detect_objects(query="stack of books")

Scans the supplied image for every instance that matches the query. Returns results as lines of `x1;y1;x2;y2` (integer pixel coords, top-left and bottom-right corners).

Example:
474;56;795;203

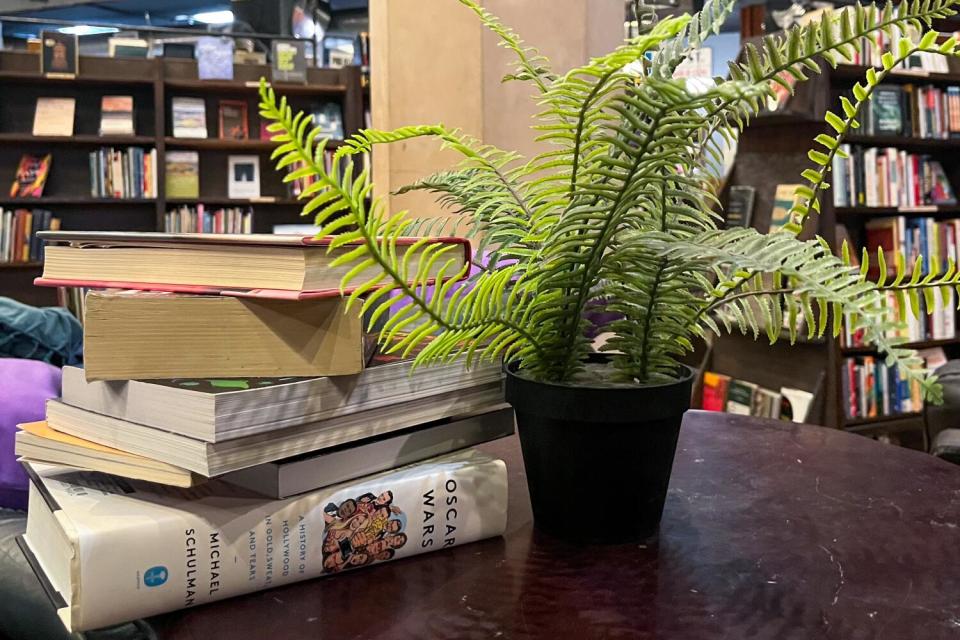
18;231;511;632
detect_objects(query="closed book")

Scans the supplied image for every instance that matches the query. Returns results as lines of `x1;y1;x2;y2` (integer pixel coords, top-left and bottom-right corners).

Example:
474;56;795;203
60;357;502;442
81;290;365;380
33;97;76;136
35;231;470;297
15;421;198;487
700;371;730;411
724;185;755;229
871;86;903;135
725;380;756;415
20;450;508;631
222;407;514;498
45;376;505;475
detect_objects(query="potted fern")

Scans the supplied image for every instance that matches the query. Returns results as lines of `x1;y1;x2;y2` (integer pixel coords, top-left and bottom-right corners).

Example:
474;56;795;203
261;0;960;543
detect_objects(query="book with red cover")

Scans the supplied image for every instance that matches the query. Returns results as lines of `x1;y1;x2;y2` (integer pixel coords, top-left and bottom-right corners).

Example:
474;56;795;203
35;231;470;300
700;371;730;411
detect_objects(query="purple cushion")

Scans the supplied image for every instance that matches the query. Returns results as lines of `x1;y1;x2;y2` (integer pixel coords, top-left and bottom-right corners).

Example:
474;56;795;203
0;358;61;509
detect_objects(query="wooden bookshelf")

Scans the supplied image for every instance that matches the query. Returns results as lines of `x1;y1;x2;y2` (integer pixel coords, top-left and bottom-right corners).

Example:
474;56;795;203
725;53;960;450
0;51;365;304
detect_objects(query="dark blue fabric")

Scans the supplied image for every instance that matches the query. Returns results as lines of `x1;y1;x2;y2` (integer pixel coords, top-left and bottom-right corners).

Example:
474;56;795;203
0;297;82;366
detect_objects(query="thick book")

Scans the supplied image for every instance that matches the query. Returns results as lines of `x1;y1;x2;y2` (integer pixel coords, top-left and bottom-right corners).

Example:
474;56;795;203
61;357;503;442
20;451;508;631
45;380;505;475
15;421;198;487
35;231;470;295
82;290;365;380
222;407;514;497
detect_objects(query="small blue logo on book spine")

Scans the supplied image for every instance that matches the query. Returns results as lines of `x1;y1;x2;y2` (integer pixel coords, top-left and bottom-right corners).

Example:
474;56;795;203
144;566;168;587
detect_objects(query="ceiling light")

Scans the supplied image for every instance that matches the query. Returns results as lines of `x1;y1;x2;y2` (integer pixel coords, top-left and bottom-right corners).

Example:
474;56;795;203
191;10;234;25
58;25;120;36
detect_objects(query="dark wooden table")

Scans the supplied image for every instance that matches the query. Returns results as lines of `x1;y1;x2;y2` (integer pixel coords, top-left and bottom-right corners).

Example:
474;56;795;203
150;411;960;640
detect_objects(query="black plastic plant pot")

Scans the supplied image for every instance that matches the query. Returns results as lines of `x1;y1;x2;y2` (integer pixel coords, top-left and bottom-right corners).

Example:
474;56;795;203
504;354;694;544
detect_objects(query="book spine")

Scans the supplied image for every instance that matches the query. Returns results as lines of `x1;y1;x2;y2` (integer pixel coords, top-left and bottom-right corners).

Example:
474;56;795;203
48;455;507;631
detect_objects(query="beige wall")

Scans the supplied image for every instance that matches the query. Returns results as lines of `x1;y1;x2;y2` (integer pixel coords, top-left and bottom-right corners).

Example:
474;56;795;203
370;0;623;220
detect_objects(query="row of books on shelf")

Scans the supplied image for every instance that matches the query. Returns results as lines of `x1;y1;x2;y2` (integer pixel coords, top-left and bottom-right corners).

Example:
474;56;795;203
863;84;960;139
21;231;504;633
0;208;58;263
843;25;955;74
831;145;955;208
865;216;960;277
842;347;946;421
842;290;956;348
163;205;253;234
701;372;814;422
171;97;344;141
88;147;158;199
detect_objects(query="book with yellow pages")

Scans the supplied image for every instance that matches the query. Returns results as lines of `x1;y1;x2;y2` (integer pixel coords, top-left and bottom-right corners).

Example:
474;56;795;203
81;290;367;380
15;421;198;487
34;231;470;299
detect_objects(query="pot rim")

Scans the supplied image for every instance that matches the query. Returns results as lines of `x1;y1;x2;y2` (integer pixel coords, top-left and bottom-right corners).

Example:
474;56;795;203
503;355;695;392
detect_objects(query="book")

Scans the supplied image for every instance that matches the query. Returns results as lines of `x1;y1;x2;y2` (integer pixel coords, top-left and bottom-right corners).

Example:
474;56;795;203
107;37;148;58
45;376;505;475
40;31;77;76
271;40;307;83
227;155;260;199
35;231;471;296
163;42;194;59
60;356;503;442
81;290;366;380
33;97;75;136
869;86;904;135
164;151;199;199
779;387;814;423
218;100;248;139
725;380;757;415
724;185;755;229
234;50;267;65
768;184;800;232
171;97;208;138
10;154;52;198
311;103;344;140
20;450;508;631
15;421;198;487
196;36;234;80
700;371;730;411
99;96;135;136
221;407;514;497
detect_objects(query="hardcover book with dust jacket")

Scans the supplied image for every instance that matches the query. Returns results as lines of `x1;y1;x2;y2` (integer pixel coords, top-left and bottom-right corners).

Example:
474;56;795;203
20;450;508;631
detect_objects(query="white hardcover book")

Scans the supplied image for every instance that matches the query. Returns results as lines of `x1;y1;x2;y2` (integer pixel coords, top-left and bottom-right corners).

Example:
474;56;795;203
46;381;505;476
21;450;508;632
61;359;504;442
222;407;514;498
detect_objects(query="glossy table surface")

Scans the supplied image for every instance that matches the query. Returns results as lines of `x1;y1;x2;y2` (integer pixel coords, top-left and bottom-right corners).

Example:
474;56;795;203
150;411;960;640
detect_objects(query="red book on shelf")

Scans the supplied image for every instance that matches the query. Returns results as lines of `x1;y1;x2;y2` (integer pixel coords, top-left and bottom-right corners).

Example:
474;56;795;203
33;231;471;301
701;372;731;411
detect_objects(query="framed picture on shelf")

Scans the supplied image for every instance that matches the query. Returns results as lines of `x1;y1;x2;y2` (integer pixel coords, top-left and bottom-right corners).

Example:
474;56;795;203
228;155;260;199
218;100;249;140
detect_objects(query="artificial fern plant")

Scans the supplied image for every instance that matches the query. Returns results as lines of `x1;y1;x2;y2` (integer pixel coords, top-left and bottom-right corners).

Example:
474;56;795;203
260;0;960;398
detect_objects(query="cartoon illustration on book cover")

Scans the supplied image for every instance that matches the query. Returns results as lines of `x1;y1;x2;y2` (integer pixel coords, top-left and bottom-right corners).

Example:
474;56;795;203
321;490;408;573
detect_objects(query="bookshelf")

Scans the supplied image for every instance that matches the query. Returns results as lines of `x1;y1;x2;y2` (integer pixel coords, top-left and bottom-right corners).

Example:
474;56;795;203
725;45;960;448
0;50;365;305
